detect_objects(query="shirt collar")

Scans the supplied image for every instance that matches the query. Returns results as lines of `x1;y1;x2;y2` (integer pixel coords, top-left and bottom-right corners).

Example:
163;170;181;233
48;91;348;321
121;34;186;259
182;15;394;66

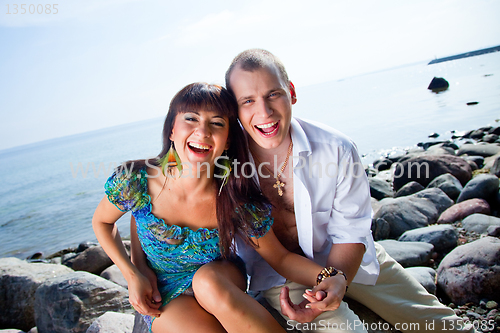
290;117;311;167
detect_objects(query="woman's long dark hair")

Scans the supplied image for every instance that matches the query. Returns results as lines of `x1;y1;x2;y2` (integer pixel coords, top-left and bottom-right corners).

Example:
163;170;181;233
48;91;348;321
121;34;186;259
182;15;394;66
125;82;268;257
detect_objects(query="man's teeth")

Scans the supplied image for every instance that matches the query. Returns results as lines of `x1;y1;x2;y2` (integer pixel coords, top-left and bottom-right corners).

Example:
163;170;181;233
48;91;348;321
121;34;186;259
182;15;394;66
255;121;278;129
189;143;211;150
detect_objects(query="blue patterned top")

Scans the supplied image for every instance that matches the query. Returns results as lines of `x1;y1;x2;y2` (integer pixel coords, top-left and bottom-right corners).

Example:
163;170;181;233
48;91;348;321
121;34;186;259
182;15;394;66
104;167;273;307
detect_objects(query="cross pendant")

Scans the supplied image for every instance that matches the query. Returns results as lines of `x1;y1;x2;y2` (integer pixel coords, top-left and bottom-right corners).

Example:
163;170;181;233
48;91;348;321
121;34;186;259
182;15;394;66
273;179;285;196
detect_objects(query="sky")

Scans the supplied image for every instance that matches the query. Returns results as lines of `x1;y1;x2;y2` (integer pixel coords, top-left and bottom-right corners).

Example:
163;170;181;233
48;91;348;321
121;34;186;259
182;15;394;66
1;0;499;151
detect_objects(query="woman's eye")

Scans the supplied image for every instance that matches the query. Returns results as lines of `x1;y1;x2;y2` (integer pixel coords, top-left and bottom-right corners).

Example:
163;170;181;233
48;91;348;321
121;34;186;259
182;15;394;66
211;122;225;127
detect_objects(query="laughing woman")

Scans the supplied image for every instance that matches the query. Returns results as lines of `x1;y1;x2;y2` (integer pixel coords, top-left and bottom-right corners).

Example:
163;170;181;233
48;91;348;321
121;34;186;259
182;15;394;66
92;83;364;333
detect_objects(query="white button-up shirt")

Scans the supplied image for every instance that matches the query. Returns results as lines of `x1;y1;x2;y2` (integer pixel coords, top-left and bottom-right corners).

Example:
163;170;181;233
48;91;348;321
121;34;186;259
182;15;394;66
237;117;380;292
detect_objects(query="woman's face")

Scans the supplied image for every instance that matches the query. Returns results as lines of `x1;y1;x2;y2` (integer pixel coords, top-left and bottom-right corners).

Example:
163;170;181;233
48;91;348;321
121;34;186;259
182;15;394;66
170;109;230;174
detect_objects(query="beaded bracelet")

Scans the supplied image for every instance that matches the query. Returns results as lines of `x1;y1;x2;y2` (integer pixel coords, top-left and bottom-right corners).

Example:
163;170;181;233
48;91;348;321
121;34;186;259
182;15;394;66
316;267;348;290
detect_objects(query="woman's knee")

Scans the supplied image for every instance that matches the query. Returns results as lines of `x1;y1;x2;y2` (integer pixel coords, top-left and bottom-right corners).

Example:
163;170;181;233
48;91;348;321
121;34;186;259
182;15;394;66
192;261;245;312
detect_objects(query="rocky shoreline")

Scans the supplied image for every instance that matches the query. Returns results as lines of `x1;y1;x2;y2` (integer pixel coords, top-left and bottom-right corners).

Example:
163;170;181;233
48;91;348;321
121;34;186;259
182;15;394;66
1;124;500;333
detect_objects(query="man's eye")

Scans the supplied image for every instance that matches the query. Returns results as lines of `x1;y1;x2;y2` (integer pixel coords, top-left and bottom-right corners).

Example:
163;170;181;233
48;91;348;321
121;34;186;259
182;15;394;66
242;100;252;105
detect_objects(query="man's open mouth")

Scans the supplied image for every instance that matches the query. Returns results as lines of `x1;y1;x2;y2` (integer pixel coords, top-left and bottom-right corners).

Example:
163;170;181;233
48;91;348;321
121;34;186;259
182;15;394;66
255;121;279;136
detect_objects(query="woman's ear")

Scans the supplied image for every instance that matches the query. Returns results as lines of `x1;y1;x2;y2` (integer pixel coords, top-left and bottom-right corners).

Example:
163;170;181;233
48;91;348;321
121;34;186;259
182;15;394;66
289;82;297;105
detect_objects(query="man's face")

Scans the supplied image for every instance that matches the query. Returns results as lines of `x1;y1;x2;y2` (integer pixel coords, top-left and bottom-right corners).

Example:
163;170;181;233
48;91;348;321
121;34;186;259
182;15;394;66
229;65;296;151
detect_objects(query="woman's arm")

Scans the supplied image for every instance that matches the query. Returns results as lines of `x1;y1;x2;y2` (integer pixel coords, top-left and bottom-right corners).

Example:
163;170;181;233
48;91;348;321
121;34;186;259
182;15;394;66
92;196;161;316
130;216;162;305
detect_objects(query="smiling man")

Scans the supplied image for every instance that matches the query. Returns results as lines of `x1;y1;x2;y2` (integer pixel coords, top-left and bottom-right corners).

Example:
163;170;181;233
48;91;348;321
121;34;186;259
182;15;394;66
226;48;475;333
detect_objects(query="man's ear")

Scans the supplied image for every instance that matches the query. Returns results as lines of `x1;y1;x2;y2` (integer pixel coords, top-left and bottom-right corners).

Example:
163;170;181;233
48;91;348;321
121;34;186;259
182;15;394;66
289;82;297;105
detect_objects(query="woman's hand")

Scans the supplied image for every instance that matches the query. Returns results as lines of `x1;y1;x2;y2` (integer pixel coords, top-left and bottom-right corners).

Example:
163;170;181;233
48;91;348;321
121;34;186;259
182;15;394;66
302;274;347;311
127;268;162;317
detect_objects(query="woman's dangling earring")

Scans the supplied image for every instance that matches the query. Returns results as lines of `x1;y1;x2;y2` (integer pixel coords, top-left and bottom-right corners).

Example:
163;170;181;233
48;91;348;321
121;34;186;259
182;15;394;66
159;142;182;176
218;151;232;196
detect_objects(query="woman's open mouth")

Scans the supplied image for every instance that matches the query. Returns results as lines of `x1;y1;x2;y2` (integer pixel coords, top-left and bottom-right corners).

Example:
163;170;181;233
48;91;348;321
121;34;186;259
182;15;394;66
188;142;213;154
255;121;279;137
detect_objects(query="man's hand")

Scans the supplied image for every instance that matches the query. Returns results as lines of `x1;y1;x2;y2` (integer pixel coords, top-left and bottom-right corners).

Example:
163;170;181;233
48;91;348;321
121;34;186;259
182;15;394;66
279;286;324;323
302;274;347;312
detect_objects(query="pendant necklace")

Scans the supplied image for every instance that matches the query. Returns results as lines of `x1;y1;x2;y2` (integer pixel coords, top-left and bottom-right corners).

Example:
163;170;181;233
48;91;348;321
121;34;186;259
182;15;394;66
251;140;293;197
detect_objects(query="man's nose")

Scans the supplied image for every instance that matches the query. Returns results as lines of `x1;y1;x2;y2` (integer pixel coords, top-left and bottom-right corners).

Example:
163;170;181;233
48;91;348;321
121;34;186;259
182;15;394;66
256;99;273;117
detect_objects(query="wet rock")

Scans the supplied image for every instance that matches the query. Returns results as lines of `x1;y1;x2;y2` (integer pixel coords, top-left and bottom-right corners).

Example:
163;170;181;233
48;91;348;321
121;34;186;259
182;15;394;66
77;242;98;253
0;257;73;331
482;134;499;143
437;199;491;224
427;77;449;92
462;213;500;234
457;174;499;203
461;156;485;169
426;173;463;201
437;237;500;305
394;181;424;198
488;225;500;237
393;154;472;191
373;158;392;172
368;178;393;200
86;312;134;333
101;265;128;289
457;143;500;157
412;188;454;215
428;133;440;138
489;127;500;135
371;197;382;215
490;155;500;177
469;129;485;139
405;267;437;295
398;224;458;254
132;312;148;333
371;217;390;241
425;144;456;156
70;245;114;275
34;271;133;333
377;240;434;267
373;189;452;238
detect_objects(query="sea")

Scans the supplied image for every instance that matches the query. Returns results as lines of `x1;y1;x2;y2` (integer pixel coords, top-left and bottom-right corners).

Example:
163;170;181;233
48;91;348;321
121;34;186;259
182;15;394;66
1;51;499;259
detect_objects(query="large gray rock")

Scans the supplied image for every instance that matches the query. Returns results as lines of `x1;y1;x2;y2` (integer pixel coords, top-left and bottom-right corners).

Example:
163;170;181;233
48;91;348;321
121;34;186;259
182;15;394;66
437;199;490;224
132;312;148;333
394;181;424;198
0;258;73;331
392;154;472;191
368;178;393;200
405;267;437;295
457;143;500;157
462;213;500;234
457;174;499;203
69;246;114;275
371;217;390;241
426;173;463;201
34;271;133;333
373;189;453;238
86;312;134;333
412;188;454;215
377;240;434;267
437;237;500;305
398;225;458;254
101;265;128;289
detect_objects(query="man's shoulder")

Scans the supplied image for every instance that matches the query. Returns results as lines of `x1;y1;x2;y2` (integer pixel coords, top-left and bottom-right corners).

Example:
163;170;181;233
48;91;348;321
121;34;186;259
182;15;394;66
293;117;356;151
